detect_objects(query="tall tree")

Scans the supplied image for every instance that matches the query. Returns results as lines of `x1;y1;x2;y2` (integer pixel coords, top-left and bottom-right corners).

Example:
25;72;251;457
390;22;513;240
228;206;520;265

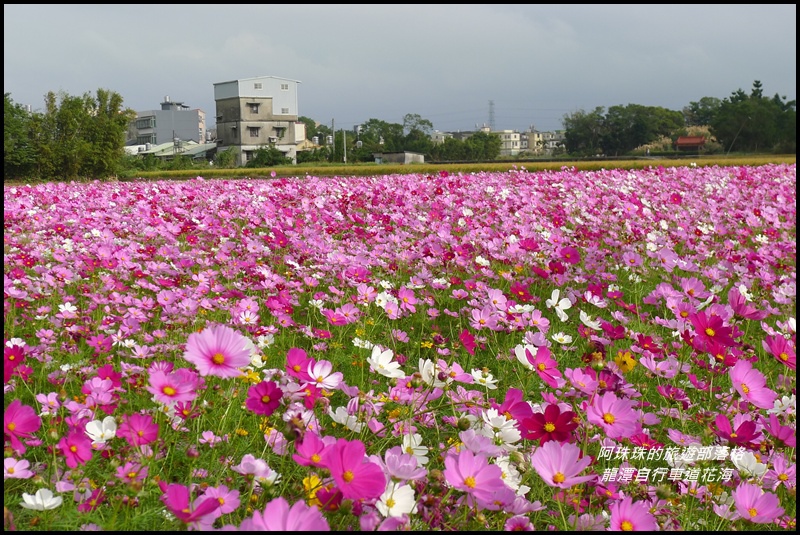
4;93;37;180
562;107;606;156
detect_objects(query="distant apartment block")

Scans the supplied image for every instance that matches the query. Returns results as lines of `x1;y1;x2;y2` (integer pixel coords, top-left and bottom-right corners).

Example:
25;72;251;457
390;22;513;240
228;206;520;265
214;75;306;166
127;96;207;146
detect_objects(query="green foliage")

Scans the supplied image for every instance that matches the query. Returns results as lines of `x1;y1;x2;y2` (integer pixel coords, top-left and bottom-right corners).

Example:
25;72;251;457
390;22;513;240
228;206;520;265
296;147;331;164
429;132;502;162
4;93;37;178
711;81;796;154
245;146;293;168
213;147;236;169
4;89;135;182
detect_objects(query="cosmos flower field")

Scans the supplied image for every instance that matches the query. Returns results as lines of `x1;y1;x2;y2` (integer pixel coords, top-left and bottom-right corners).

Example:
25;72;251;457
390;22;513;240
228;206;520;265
3;163;796;531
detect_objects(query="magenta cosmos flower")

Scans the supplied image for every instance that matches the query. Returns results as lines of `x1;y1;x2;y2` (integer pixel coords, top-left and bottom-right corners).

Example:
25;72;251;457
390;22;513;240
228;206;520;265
586;392;641;439
116;413;159;447
58;429;93;468
4;399;41;455
732;482;785;523
240;497;330;531
245;381;283;416
729;359;777;410
608;496;659;531
520;403;578;444
443;448;506;503
531;440;595;489
525;346;564;389
183;324;252;378
146;368;200;406
321;438;386;500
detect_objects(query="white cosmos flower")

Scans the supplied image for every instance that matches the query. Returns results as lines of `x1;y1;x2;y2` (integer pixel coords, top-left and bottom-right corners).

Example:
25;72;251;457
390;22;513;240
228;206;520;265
20;488;63;510
470;368;498;389
376;481;418;518
480;408;521;450
327;406;364;433
579;310;602;331
85;416;117;445
552;332;573;345
732;451;767;479
402;433;429;466
513;344;537;370
545;289;572;322
367;346;404;379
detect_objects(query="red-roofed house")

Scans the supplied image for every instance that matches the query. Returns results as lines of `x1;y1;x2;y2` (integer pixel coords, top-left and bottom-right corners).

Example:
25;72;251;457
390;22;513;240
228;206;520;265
674;136;706;151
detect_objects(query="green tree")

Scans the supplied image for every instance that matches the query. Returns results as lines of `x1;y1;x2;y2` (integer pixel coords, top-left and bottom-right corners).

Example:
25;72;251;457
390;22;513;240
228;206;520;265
245;146;292;167
711;81;795;153
464;131;502;161
4;93;37;180
562;107;606;156
214;147;236;168
602;104;684;156
683;96;722;126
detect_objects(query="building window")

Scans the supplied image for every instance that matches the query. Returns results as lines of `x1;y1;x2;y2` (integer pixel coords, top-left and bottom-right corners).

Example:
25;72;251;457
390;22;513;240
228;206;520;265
281;84;289;91
254;83;262;90
248;127;260;138
135;117;156;129
281;107;289;114
248;103;260;114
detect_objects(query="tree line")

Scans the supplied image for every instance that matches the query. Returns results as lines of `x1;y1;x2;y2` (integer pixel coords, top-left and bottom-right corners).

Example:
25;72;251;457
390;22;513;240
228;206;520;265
5;80;795;181
563;81;795;156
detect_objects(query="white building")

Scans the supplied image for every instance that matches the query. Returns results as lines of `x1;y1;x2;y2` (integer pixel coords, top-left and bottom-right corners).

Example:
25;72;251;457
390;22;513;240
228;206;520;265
213;76;306;166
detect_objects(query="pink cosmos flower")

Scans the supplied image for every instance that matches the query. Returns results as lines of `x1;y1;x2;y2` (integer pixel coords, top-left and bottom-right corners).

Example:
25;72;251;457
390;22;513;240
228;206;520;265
4;399;41;455
732;482;785;523
306;359;343;391
58;429;93;468
240;497;330;531
182;324;251;378
443;448;506;504
292;431;334;469
689;310;736;348
525;346;564;389
321;438;386;500
115;461;148;484
762;334;796;370
4;457;35;480
608;496;659;531
245;381;283;416
586;392;641;439
117;413;159;447
146;367;200;406
285;347;313;382
531;440;595;488
763;453;796;491
729;359;777;410
160;482;220;527
4;344;25;383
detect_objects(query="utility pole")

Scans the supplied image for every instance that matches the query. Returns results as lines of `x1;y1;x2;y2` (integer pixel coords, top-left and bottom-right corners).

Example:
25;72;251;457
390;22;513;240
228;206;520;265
331;118;335;161
343;129;347;164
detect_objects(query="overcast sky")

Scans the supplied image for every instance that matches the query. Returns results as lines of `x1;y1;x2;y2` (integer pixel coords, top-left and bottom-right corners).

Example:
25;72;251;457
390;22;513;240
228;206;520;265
4;4;796;133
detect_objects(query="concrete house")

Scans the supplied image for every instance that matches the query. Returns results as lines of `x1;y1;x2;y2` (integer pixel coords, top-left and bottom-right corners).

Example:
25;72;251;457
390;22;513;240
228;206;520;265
127;96;207;146
214;75;306;166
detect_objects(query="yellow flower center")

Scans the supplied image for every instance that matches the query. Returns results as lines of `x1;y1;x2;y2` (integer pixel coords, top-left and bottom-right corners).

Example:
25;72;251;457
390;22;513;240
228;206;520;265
464;476;476;488
741;384;750;394
621;521;634;531
342;471;354;483
538;363;547;371
7;423;16;432
261;395;271;403
70;445;78;453
127;471;137;479
603;413;616;424
749;507;758;518
7;467;14;474
163;386;176;396
780;352;788;361
311;453;321;463
705;327;715;337
553;472;565;484
212;353;225;365
386;497;396;508
778;473;788;481
544;423;556;432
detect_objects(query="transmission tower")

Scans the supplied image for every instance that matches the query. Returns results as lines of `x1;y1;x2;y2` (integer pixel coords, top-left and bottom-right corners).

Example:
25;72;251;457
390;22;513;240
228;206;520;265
488;100;495;131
